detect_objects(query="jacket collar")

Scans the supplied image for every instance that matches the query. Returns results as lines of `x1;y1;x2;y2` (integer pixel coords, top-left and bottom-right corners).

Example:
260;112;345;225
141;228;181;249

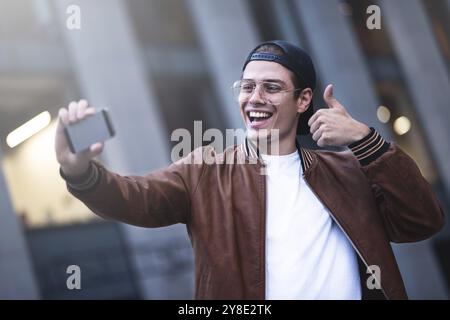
242;137;316;173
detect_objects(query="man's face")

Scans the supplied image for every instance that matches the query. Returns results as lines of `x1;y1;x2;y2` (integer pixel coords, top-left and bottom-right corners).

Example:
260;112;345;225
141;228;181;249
239;61;303;144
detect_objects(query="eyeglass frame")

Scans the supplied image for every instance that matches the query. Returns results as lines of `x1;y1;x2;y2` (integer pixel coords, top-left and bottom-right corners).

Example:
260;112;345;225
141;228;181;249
231;79;305;105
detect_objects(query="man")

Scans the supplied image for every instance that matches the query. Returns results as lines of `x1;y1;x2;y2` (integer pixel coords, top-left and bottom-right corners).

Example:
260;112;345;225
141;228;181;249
55;40;444;299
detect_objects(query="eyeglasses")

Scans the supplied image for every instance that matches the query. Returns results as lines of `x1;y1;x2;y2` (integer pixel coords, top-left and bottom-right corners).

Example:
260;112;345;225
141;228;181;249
231;80;303;105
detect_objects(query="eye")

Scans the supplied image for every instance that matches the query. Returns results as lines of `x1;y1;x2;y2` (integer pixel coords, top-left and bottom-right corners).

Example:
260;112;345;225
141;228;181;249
241;82;255;92
263;83;282;93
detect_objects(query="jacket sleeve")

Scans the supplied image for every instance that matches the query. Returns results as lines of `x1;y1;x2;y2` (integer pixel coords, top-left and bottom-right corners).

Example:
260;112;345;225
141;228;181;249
348;128;445;243
60;148;205;228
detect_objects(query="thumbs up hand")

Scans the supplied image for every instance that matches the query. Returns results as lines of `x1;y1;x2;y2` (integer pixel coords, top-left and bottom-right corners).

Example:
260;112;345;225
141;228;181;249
308;84;371;147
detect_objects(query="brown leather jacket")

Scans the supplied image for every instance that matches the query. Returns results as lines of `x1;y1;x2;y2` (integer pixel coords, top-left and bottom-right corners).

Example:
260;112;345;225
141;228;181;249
63;133;445;300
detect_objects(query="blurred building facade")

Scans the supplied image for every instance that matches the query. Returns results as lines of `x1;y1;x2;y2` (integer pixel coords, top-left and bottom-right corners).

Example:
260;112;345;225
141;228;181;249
0;0;449;299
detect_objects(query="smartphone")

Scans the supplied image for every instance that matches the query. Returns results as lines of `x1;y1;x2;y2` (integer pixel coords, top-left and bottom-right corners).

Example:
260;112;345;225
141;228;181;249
64;108;115;153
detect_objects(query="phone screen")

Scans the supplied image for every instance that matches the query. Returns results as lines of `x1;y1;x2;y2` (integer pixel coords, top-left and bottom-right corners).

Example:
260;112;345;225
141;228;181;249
64;109;115;153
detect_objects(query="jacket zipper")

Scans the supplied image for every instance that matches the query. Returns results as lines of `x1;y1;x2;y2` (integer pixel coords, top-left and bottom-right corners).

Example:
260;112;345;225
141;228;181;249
302;174;389;300
259;162;267;300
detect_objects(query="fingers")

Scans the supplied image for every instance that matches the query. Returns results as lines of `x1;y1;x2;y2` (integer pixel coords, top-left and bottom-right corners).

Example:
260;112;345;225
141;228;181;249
323;84;334;102
58;108;69;126
79;141;104;160
309;110;332;146
84;107;96;117
308;110;320;128
309;116;323;134
312;126;330;147
76;99;88;119
316;134;329;148
311;125;323;142
88;142;104;158
68;101;78;123
323;84;344;110
308;108;330;129
61;99;95;125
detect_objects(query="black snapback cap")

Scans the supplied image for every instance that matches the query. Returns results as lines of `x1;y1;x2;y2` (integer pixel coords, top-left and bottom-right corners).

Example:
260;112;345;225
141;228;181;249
243;40;316;135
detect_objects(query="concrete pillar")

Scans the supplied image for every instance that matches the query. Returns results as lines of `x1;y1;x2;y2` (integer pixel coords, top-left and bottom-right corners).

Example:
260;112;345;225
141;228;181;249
391;241;448;299
380;0;450;198
379;0;450;299
0;147;40;299
187;0;260;133
272;0;303;45
54;0;193;298
293;0;392;140
53;0;169;173
448;0;450;18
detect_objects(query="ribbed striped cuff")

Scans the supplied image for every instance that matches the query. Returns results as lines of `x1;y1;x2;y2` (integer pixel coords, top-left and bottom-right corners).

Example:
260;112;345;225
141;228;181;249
60;162;100;191
348;127;390;166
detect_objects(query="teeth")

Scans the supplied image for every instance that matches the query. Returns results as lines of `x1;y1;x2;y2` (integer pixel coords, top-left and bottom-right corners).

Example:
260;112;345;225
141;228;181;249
249;111;271;118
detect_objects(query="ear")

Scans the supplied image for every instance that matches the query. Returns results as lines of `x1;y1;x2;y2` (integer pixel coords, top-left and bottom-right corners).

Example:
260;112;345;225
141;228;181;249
296;88;313;114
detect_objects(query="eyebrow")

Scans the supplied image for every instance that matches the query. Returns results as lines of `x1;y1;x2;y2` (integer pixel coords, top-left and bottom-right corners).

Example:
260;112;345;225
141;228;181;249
242;78;287;84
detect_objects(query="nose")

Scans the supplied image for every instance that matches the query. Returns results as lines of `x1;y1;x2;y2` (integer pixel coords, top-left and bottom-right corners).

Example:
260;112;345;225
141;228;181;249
248;84;265;105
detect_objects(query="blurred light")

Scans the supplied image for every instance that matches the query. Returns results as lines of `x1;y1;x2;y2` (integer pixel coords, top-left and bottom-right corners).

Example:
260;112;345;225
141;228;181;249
339;2;353;16
6;111;52;148
393;116;411;136
377;106;391;123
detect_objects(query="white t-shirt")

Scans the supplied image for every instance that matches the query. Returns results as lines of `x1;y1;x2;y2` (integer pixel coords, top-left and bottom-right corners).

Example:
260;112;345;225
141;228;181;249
261;151;361;300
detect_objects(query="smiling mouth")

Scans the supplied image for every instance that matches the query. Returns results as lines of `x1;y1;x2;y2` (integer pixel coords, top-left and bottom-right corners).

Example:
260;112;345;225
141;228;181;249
247;111;274;123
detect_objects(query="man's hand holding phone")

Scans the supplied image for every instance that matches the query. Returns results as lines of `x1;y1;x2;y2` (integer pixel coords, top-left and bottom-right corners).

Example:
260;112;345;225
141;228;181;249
55;100;105;177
